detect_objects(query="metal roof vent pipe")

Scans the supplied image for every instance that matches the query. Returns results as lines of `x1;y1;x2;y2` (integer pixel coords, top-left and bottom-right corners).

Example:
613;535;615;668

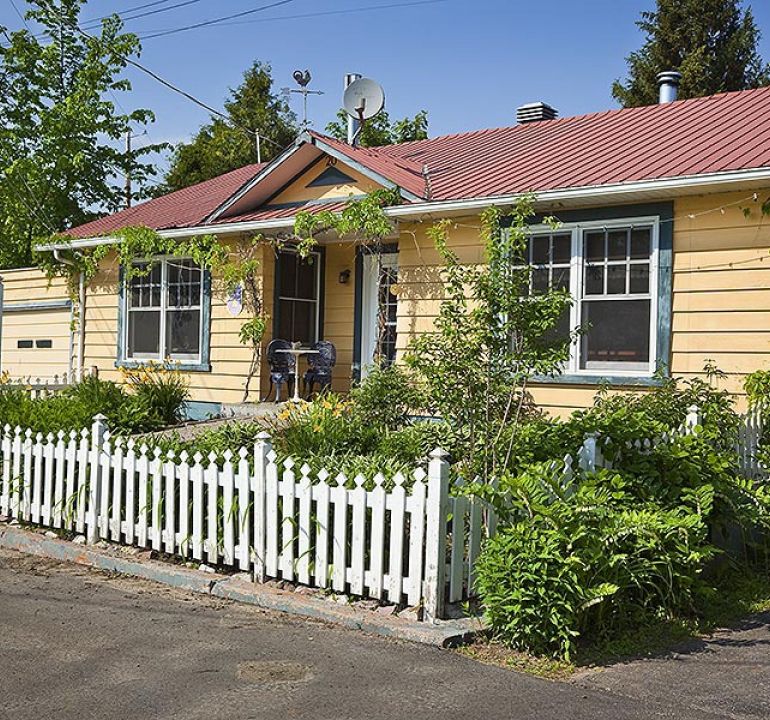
344;72;362;143
657;71;682;104
516;102;558;124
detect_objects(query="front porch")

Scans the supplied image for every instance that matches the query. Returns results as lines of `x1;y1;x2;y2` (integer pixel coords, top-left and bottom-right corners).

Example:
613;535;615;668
256;242;400;400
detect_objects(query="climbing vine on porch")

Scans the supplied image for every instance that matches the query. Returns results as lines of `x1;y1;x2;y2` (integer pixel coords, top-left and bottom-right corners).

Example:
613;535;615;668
36;227;269;401
292;186;402;256
34;187;402;400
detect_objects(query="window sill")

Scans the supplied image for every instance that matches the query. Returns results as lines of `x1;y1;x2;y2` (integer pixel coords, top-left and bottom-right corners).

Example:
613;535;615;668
115;360;212;373
531;373;667;387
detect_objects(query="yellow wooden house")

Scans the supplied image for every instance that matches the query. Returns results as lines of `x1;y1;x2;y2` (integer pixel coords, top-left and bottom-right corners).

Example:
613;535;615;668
10;82;770;417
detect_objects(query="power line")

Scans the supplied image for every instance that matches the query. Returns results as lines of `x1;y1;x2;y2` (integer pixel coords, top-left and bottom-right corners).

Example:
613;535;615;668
139;0;450;35
68;22;285;158
85;0;177;25
6;0;30;30
139;0;296;40
7;0;202;43
123;54;285;151
88;0;204;28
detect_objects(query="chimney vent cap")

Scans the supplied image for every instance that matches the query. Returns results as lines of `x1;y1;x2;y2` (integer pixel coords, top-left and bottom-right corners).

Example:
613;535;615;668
657;71;682;103
516;102;558;124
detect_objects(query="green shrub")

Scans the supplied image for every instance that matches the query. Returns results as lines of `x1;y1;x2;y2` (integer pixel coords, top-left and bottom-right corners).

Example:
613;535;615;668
0;379;128;434
121;365;189;427
349;364;426;430
475;464;715;659
0;367;189;435
268;395;379;458
378;421;460;463
745;370;770;406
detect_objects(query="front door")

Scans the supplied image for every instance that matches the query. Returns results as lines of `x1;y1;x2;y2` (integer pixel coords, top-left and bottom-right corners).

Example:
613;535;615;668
360;251;398;377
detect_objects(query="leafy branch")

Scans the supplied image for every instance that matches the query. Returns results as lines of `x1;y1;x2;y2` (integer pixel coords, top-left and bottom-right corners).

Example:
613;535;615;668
293;187;402;256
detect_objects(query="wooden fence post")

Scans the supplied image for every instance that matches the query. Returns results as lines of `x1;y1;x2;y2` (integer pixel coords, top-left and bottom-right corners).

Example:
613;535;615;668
578;432;598;471
424;447;449;623
253;431;271;584
686;404;701;434
86;414;107;544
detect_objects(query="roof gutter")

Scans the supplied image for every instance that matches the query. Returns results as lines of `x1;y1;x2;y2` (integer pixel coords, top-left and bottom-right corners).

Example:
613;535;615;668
35;166;770;252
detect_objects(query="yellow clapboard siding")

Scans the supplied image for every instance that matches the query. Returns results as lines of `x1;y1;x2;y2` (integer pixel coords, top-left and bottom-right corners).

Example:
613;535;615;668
673;247;770;272
671;332;770;353
672;311;770;332
17;189;767;413
673;289;770;312
671;352;770;374
673;268;770;293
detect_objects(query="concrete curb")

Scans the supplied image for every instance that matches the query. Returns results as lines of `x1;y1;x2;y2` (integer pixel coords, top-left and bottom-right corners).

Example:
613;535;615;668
0;525;482;648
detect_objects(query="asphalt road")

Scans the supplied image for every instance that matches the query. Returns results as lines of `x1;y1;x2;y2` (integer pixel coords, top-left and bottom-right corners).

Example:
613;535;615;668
0;547;768;720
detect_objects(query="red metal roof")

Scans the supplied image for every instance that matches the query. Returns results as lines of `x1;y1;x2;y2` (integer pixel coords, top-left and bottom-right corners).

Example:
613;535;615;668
67;163;264;238
373;86;770;200
66;87;770;237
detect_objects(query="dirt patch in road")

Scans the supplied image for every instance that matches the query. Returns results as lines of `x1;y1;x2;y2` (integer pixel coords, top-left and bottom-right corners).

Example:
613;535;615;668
236;661;314;684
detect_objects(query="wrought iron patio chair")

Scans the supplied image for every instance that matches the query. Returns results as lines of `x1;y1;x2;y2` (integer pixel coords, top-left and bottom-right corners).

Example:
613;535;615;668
303;340;336;398
263;339;295;402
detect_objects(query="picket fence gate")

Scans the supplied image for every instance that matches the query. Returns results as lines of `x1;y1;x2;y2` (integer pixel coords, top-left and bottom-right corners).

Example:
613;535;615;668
0;416;492;621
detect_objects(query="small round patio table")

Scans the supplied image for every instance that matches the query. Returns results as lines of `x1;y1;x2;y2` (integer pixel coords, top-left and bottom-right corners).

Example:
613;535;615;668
275;348;320;403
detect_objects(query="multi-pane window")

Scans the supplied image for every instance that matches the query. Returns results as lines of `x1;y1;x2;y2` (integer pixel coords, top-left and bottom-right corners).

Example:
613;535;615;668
524;220;658;376
276;250;320;345
376;257;398;366
126;258;203;361
526;232;572;342
581;226;652;371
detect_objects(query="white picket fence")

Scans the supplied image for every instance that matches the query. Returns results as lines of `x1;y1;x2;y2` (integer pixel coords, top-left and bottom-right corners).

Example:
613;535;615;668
0;416;488;620
0;372;76;399
736;404;765;479
0;403;764;620
570;403;765;479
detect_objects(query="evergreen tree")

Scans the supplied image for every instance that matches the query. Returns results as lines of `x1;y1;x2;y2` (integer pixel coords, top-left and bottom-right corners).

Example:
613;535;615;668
613;0;770;107
0;0;163;267
325;108;428;147
162;61;297;192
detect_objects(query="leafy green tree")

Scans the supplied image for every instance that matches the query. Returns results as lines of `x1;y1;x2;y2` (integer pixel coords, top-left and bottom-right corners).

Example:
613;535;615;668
613;0;770;107
406;198;575;483
0;0;163;268
162;61;297;192
325;108;428;147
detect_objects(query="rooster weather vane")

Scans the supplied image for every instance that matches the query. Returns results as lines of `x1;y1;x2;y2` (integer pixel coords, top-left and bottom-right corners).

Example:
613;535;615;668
287;69;324;130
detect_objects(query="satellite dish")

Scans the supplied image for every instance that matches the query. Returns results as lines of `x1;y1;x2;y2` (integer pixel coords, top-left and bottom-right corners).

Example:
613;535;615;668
343;77;385;121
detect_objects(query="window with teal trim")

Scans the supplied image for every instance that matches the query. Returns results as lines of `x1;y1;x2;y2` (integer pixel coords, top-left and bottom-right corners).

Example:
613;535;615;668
124;257;205;364
525;216;662;379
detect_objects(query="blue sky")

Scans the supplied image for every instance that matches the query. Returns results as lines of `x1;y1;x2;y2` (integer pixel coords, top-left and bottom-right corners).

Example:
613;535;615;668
3;0;770;171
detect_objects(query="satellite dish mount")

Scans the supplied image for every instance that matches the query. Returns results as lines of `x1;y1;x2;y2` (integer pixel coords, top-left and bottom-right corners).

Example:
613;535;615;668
343;75;385;146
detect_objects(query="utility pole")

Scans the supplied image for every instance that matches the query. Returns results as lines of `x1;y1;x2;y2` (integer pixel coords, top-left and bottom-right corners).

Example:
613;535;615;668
125;130;132;209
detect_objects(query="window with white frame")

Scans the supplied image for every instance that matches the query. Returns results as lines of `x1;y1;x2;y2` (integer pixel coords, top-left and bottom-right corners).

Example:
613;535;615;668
125;258;203;362
525;218;658;376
